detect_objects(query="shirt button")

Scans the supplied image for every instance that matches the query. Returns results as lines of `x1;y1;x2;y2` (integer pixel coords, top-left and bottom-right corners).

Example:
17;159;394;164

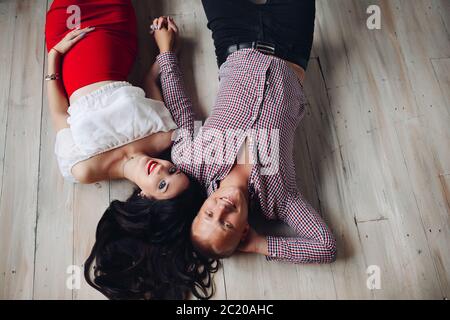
265;80;270;85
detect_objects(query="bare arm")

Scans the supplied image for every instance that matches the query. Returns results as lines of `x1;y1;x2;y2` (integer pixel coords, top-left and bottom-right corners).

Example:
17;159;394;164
143;16;180;101
152;17;194;134
143;62;164;101
46;49;70;131
46;26;95;132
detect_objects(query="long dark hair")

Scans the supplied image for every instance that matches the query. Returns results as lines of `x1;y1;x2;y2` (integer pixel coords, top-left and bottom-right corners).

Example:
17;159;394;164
84;177;219;300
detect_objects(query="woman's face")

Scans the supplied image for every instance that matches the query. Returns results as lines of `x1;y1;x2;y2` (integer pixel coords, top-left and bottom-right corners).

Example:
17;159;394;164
126;156;190;200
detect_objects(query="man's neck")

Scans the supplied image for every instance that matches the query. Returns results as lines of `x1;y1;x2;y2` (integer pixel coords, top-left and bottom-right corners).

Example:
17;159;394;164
219;163;250;198
220;138;253;192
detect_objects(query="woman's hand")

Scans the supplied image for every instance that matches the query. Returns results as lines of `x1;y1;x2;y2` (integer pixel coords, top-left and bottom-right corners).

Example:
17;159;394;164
152;16;179;53
51;26;95;55
238;228;268;255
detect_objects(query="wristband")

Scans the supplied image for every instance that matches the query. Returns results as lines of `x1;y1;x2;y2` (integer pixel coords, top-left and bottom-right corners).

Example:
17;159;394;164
45;73;60;81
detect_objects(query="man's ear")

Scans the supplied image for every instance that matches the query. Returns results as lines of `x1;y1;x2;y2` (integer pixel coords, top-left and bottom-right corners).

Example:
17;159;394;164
240;223;250;242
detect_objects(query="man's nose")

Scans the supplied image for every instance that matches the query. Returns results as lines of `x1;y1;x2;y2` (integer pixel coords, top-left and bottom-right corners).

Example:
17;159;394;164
215;202;230;216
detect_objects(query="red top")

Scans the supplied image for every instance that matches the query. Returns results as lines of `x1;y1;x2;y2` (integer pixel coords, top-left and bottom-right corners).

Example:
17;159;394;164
45;0;137;98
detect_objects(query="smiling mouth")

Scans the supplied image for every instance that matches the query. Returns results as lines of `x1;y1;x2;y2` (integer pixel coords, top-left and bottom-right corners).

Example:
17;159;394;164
147;160;158;175
220;196;236;208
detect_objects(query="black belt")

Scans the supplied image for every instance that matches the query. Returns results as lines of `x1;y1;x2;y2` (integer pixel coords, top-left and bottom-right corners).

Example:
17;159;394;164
221;40;308;71
226;41;276;57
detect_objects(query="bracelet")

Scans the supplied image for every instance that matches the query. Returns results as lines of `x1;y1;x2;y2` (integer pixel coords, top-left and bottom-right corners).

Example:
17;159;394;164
45;73;60;81
50;47;62;55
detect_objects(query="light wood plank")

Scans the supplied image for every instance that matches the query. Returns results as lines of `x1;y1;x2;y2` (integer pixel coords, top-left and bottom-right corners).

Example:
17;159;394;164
389;1;450;297
346;122;442;298
0;0;47;299
319;78;442;299
357;219;432;299
0;0;16;297
72;182;109;300
33;0;75;301
431;58;450;114
312;0;449;299
302;84;372;299
434;0;450;36
313;0;354;89
0;0;16;196
395;117;450;298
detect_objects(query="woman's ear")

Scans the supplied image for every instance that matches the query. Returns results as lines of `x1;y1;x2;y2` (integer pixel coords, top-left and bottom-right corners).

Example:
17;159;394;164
138;191;145;198
139;191;153;200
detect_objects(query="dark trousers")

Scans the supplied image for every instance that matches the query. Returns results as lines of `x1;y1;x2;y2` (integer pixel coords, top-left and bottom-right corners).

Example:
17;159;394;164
201;0;316;70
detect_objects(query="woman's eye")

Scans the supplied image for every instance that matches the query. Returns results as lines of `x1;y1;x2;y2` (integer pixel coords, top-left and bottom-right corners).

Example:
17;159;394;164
158;180;166;190
225;222;233;229
206;211;213;217
169;167;177;174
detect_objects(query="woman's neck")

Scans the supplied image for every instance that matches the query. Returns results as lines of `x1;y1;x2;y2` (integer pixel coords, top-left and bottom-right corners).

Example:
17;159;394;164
109;150;146;180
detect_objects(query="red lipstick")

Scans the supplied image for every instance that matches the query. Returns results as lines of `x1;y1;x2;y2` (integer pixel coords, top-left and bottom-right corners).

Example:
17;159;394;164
147;160;157;175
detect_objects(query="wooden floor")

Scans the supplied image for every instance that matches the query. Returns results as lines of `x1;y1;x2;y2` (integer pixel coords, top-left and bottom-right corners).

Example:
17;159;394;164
0;0;449;300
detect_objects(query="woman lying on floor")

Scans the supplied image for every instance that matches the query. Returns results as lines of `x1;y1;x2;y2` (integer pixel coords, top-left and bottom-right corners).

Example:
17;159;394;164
45;0;217;299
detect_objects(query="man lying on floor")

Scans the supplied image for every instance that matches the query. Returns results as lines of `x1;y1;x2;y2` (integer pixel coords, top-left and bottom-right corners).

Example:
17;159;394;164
158;0;337;264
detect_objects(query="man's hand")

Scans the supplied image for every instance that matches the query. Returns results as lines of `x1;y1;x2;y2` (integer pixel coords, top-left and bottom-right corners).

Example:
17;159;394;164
238;228;268;256
152;16;179;54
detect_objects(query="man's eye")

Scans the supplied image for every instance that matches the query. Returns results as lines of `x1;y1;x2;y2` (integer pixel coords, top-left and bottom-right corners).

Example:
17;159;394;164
206;211;213;217
169;167;177;174
225;222;233;229
158;180;167;190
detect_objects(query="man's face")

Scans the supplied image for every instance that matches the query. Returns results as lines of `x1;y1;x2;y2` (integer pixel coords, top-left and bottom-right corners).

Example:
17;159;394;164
191;186;249;255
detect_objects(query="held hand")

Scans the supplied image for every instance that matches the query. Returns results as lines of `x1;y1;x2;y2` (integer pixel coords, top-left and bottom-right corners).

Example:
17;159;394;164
238;228;267;255
152;16;179;53
52;26;95;55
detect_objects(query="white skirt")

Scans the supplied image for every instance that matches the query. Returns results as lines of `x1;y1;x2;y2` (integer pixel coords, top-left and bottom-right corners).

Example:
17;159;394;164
55;81;177;182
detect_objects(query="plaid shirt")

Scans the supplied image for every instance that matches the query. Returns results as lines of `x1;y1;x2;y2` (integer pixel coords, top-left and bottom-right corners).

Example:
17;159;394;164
157;50;336;264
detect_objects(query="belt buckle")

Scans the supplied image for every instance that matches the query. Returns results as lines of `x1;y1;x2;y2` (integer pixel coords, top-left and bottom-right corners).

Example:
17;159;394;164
254;41;275;55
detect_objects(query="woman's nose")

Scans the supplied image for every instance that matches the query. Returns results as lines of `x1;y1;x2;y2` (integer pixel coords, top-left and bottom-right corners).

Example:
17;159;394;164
155;164;163;175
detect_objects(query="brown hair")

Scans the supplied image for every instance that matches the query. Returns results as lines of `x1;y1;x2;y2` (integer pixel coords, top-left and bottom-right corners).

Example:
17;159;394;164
190;229;236;260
